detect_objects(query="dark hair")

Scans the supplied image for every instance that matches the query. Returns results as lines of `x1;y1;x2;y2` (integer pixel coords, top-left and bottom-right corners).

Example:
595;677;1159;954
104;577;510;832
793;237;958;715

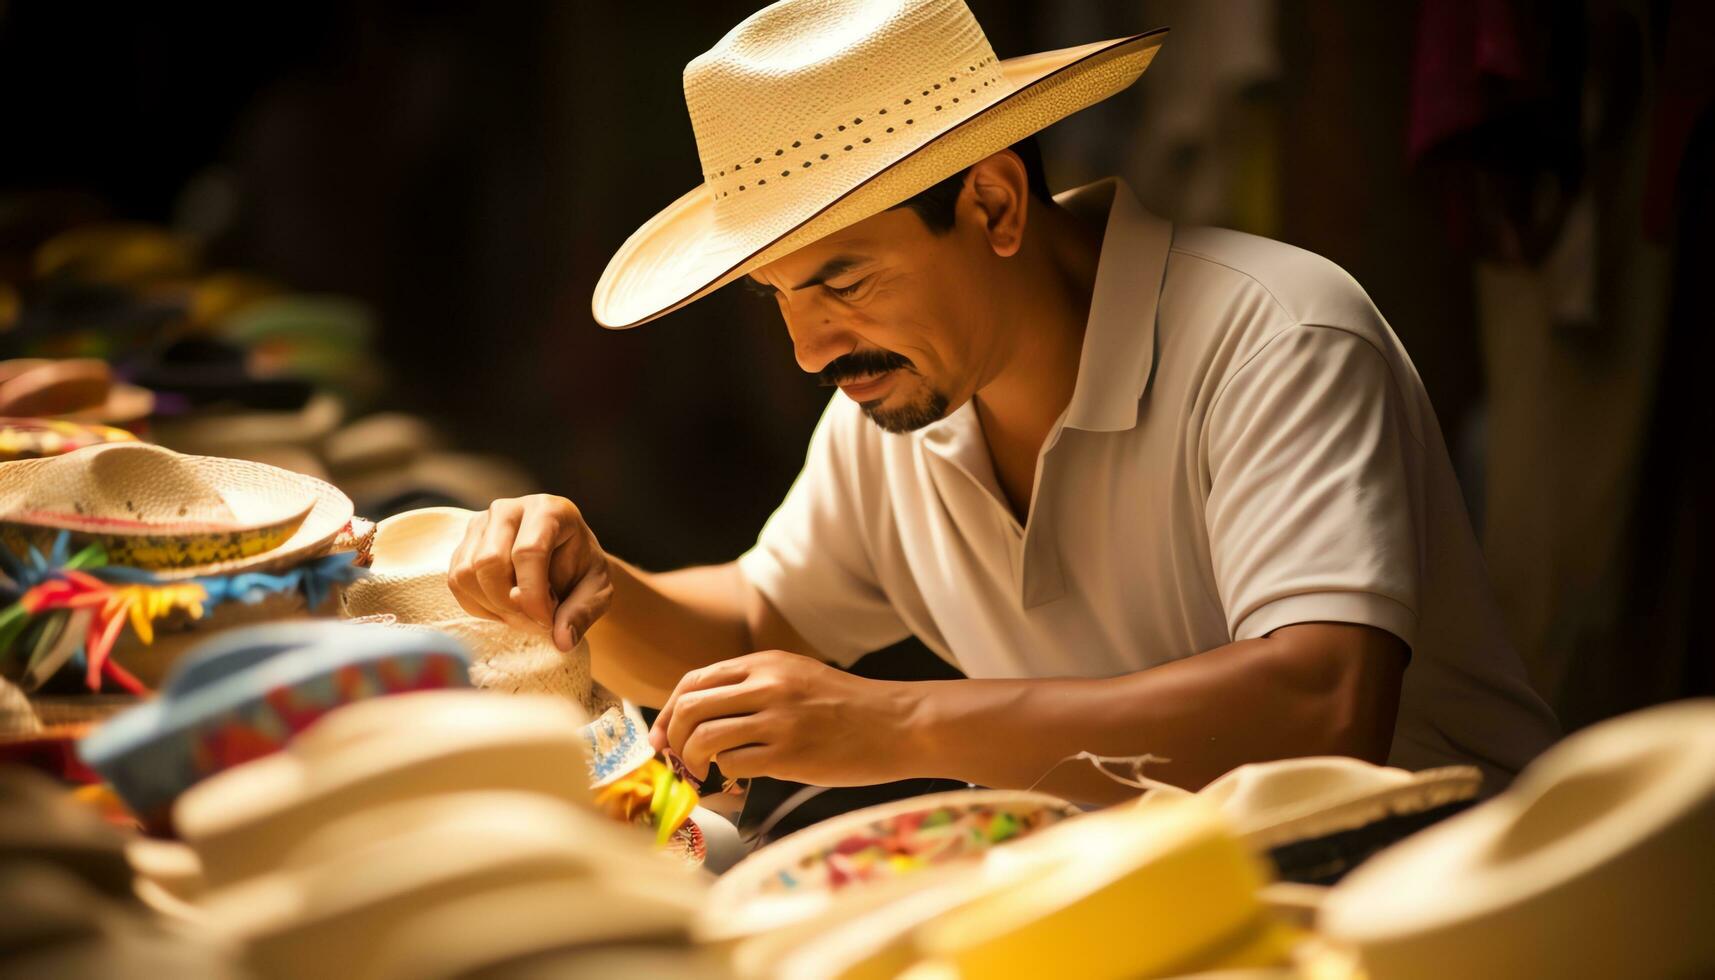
889;136;1053;233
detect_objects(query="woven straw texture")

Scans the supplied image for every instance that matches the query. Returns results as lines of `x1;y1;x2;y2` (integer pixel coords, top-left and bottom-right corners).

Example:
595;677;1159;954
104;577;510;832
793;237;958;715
0;442;352;577
340;507;607;715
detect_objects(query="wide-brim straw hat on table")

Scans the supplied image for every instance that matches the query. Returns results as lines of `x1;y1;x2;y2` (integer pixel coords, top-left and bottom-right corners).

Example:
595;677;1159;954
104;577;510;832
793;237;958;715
0;441;352;578
592;0;1167;327
1320;698;1715;980
340;506;612;716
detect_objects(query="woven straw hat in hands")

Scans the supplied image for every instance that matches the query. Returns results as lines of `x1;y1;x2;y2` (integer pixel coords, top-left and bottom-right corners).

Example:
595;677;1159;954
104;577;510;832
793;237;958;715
340;506;611;715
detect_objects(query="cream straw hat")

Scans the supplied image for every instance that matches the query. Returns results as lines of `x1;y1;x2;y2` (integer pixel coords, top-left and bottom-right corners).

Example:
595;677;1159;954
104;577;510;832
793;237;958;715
1320;699;1715;980
592;0;1167;327
340;506;612;715
173;690;594;890
0;441;352;578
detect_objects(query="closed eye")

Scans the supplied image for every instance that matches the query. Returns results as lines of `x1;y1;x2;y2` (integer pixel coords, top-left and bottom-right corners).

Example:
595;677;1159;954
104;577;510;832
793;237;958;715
827;277;870;299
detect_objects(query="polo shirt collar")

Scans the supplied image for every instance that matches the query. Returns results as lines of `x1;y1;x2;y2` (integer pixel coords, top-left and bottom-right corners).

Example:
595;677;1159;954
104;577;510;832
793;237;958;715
1057;177;1173;433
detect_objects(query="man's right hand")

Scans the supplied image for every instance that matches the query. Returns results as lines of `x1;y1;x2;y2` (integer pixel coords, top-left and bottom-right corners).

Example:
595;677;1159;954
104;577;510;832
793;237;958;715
447;494;614;652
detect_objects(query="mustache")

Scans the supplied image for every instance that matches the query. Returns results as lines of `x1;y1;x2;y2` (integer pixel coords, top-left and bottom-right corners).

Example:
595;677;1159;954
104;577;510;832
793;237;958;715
816;349;915;387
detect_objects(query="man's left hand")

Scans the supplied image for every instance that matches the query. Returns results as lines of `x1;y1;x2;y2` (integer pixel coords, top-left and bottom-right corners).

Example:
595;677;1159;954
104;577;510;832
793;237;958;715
648;650;924;787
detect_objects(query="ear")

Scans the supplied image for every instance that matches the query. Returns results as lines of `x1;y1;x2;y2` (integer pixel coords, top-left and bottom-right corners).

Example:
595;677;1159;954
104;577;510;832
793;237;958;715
962;149;1030;258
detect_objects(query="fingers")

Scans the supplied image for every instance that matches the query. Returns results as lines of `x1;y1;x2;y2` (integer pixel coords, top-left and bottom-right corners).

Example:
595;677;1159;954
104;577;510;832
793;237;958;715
650;657;759;752
679;715;772;781
509;499;569;629
551;551;611;652
702;743;774;780
471;503;536;632
447;511;503;623
665;681;774;764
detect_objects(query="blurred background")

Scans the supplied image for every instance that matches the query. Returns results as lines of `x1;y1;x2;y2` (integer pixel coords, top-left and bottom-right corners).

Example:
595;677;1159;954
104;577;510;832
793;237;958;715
1;0;1709;734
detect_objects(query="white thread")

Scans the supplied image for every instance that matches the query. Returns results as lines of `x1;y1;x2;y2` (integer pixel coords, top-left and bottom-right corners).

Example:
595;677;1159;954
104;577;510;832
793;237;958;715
1026;750;1179;795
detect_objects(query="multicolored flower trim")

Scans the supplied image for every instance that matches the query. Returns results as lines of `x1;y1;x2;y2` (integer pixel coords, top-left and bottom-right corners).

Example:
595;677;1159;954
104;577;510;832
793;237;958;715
764;801;1078;894
0;532;364;694
592;756;701;848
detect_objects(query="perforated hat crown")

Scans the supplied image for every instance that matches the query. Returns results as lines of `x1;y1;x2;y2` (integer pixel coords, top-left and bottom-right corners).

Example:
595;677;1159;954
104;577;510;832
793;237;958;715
687;0;1003;228
593;0;1167;328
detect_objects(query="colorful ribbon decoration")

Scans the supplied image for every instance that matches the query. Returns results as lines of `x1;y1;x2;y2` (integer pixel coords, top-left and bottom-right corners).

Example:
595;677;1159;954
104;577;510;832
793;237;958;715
0;533;365;694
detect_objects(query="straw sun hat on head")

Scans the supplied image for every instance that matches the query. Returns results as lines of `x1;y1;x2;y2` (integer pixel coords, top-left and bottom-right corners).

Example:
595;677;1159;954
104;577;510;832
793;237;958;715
592;0;1167;328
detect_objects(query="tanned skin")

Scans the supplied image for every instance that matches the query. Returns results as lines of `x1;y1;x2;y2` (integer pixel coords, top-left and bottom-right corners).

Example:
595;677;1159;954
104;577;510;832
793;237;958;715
447;149;1407;804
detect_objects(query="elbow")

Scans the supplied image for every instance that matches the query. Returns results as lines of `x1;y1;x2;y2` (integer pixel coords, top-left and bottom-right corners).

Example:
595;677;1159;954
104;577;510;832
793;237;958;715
1268;624;1408;765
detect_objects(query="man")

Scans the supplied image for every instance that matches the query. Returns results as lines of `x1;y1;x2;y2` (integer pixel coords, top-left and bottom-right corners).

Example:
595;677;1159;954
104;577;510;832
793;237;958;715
450;0;1558;803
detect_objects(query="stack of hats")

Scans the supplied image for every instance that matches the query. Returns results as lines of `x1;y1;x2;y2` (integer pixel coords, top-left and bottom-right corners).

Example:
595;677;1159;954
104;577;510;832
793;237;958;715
709;699;1715;980
340;505;743;867
2;215;531;521
0;441;361;709
137;689;717;979
706;790;1301;980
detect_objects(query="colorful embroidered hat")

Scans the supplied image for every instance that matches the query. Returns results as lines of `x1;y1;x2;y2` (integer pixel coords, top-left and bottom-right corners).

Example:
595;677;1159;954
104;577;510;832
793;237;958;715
1320;699;1715;980
704;788;1082;941
0;441;353;578
77;620;472;824
592;0;1167;327
173;690;594;890
0;417;137;463
339;506;611;715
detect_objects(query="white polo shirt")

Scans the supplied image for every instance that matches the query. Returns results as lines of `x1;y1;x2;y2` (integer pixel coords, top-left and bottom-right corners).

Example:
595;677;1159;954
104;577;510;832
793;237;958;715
739;178;1559;787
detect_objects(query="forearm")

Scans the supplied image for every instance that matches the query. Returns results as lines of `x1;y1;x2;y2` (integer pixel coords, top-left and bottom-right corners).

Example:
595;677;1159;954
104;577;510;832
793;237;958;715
901;625;1406;805
584;559;755;706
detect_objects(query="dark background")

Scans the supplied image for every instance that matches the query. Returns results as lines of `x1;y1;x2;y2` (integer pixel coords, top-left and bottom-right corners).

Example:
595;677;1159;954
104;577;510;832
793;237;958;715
2;0;1709;731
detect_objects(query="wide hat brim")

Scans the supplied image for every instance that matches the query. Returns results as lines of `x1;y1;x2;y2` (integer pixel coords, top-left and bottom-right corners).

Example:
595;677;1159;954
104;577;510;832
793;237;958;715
0;443;353;579
593;29;1168;329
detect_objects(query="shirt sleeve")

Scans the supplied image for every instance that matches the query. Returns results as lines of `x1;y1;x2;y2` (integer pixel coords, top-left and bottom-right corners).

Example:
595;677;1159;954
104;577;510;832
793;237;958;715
1203;324;1422;649
737;396;912;666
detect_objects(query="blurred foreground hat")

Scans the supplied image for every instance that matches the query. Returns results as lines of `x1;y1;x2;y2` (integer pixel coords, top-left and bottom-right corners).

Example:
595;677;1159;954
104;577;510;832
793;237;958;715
196;790;703;980
174;690;593;890
764;798;1298;980
78;621;471;824
0;442;352;577
0;768;239;978
341;506;610;715
1321;699;1715;980
592;0;1167;327
1136;756;1483;885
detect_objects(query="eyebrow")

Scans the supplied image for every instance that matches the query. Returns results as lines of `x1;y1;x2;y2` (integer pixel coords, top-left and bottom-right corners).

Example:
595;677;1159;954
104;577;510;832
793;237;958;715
745;254;870;296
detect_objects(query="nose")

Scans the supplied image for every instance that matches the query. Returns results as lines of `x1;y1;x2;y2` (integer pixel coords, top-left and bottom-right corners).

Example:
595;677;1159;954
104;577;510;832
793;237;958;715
779;294;855;375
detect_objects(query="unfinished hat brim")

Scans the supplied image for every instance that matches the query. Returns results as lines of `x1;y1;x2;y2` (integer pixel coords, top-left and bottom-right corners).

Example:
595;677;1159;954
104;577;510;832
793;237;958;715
593;30;1167;329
